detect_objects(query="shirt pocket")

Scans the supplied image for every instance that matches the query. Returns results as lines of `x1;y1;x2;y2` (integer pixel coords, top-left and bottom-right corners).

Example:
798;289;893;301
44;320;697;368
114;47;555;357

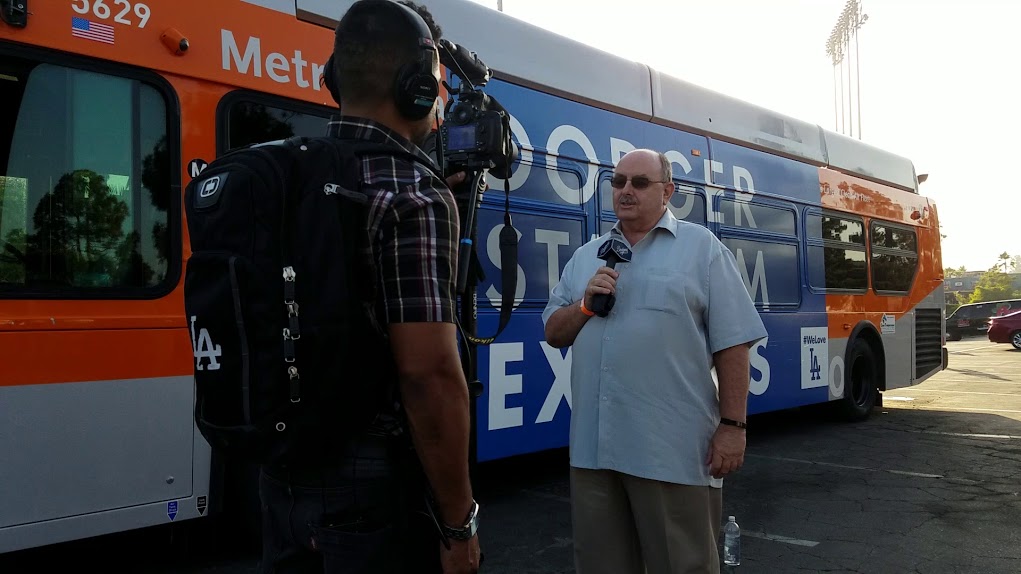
636;267;689;315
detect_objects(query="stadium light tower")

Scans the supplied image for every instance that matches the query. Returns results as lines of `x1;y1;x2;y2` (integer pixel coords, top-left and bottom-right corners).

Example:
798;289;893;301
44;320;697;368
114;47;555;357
825;28;843;133
853;3;868;138
825;0;868;139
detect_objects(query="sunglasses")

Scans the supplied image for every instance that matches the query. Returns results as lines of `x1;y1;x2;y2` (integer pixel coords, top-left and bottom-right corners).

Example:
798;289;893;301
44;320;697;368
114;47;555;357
609;174;668;189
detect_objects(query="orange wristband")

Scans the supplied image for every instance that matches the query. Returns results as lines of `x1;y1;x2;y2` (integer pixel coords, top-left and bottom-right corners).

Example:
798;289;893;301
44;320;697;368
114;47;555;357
579;300;595;317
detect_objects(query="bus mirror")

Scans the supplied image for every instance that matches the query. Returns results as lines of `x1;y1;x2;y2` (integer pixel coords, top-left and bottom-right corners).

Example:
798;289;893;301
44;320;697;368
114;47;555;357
1;0;28;28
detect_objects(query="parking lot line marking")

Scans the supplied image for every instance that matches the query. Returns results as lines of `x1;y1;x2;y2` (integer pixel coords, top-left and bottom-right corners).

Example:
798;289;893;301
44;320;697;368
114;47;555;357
886;469;946;478
901;389;1021;397
916;380;1021;387
935;407;1021;414
744;530;820;547
949;346;996;354
748;455;944;479
885;396;915;401
904;430;1021;440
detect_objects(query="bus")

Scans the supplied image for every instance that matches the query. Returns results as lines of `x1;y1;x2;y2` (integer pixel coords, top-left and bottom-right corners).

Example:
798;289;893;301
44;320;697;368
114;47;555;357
0;0;946;553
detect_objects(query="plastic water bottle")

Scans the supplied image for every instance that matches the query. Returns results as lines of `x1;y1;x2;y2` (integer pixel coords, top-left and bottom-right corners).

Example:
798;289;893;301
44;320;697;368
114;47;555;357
723;516;741;566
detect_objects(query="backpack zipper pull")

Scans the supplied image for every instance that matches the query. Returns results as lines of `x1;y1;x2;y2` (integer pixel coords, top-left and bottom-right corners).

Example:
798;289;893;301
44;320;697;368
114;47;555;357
287;302;301;339
287;366;301;403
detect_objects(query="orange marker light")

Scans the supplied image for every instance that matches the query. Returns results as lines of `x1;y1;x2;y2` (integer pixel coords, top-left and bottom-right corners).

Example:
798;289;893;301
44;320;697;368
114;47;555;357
160;29;190;56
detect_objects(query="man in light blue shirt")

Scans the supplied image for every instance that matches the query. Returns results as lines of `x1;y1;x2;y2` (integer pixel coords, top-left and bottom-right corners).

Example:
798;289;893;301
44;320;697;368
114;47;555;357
542;149;767;574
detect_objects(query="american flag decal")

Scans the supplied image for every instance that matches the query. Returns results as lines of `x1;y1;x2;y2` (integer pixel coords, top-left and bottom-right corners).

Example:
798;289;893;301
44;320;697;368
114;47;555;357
71;17;115;45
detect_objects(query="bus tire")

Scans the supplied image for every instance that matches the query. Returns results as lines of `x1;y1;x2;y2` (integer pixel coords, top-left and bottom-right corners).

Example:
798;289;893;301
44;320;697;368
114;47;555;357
837;338;879;421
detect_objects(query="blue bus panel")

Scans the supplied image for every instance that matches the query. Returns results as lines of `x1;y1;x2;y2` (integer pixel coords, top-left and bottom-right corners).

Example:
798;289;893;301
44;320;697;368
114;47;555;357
470;77;840;461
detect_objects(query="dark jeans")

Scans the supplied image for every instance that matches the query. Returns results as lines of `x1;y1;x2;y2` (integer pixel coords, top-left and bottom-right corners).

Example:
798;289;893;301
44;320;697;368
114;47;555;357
258;434;442;574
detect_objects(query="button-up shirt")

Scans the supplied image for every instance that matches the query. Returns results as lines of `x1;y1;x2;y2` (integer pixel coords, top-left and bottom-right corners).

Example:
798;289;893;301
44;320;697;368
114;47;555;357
542;209;767;487
332;116;459;325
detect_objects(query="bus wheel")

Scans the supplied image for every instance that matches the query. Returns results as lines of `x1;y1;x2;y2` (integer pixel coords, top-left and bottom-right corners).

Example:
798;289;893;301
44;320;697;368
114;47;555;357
838;338;879;421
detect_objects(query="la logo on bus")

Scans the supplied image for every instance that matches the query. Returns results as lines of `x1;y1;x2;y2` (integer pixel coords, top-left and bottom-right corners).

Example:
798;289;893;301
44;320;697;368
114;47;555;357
800;327;829;391
190;316;222;371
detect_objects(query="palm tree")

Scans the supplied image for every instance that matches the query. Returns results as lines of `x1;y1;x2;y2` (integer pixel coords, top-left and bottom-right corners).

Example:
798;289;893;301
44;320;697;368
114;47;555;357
998;252;1011;273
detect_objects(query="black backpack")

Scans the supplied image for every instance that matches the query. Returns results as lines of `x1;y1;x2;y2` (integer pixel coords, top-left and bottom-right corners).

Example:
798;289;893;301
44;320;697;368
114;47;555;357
183;135;428;466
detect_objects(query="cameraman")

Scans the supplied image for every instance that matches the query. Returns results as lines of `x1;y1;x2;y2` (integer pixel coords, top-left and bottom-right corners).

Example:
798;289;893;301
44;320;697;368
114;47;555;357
258;1;480;573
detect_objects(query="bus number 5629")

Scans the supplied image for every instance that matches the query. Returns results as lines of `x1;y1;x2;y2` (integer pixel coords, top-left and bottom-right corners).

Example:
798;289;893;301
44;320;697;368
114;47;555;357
71;0;151;28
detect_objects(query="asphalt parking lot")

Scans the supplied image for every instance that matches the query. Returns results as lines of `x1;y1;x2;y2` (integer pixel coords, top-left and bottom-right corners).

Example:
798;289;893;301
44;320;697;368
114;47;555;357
712;337;1021;573
2;337;1019;573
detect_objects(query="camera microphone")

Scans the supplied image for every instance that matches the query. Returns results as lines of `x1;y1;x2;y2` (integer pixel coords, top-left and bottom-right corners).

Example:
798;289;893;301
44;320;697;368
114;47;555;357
438;39;492;88
590;238;632;317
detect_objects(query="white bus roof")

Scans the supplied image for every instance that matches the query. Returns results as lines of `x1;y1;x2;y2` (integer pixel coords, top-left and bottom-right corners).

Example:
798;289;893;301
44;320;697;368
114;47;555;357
293;0;921;192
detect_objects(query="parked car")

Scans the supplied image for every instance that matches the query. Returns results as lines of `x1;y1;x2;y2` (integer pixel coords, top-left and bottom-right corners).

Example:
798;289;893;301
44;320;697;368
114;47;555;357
988;310;1021;350
946;299;1021;340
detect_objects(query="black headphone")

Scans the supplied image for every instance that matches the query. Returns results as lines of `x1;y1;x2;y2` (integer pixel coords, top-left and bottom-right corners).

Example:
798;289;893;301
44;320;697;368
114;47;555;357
322;0;440;120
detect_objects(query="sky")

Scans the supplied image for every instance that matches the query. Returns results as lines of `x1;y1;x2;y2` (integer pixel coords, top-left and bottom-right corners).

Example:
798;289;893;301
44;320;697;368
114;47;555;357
464;0;1021;272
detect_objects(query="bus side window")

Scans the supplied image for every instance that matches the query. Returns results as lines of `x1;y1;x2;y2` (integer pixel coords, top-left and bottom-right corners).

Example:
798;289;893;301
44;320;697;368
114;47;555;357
870;221;918;294
219;93;334;153
0;57;173;294
668;188;706;226
718;198;800;308
806;212;868;292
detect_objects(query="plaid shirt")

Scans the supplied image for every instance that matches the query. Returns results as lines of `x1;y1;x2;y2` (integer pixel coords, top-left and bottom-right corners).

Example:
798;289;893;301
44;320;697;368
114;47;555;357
331;116;459;325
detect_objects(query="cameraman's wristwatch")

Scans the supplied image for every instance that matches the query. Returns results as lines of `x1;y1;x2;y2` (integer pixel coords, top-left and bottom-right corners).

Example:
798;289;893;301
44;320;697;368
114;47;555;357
441;499;480;541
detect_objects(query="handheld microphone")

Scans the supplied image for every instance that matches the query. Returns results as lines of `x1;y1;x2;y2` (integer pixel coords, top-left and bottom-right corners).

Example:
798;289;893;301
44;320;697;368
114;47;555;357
589;238;632;317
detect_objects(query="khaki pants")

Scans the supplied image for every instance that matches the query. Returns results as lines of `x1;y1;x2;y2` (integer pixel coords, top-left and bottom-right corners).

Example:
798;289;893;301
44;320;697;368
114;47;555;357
570;467;723;574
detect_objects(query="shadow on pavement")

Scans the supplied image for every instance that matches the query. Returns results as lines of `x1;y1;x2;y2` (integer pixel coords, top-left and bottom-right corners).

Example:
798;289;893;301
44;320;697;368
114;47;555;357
722;403;1021;573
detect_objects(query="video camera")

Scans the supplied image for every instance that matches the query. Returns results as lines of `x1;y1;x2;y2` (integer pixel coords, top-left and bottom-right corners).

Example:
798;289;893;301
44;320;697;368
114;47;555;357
437;39;518;180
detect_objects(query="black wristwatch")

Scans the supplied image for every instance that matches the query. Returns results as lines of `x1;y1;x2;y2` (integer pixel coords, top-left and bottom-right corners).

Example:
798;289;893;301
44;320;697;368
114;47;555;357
441;500;480;541
719;417;747;429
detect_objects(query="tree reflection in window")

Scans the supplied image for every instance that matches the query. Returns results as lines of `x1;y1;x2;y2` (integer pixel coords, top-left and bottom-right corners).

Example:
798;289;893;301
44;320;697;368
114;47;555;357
808;213;867;291
226;100;332;151
871;222;917;293
26;170;141;286
142;135;171;277
0;59;172;293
